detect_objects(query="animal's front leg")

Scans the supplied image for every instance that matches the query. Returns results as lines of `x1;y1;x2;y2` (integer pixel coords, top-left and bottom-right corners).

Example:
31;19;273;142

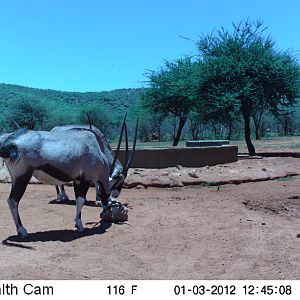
95;183;102;207
75;196;85;232
97;180;111;208
73;179;90;233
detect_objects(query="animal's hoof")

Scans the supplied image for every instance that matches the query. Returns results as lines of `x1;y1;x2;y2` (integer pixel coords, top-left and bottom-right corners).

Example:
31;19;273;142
75;223;85;233
95;200;102;207
57;196;69;203
17;227;28;239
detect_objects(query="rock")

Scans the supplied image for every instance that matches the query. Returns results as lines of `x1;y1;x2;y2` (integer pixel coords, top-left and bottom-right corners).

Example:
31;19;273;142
135;184;146;189
100;204;128;222
188;171;199;178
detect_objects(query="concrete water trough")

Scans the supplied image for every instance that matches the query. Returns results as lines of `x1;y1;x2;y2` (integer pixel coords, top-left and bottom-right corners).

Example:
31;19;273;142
116;145;238;168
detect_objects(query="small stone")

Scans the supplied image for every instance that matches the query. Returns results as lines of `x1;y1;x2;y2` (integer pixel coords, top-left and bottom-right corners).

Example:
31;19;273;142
135;184;146;189
188;171;199;178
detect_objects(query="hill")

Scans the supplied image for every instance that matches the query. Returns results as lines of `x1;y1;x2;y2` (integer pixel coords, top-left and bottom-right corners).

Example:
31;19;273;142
0;83;145;113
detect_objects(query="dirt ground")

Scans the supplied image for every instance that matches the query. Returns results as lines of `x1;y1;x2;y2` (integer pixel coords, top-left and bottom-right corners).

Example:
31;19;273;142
1;157;300;280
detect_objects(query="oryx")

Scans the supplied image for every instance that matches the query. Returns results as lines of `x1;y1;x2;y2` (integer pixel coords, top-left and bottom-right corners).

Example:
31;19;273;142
0;119;136;238
50;117;137;205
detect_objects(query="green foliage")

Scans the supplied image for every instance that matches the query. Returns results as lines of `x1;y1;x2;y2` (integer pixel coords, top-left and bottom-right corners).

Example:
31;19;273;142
0;83;145;138
8;95;51;130
143;57;201;145
1;19;300;147
197;19;300;154
78;103;113;135
144;57;199;118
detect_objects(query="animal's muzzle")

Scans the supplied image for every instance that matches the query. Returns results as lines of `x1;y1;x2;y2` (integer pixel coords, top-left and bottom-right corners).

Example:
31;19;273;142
111;189;120;198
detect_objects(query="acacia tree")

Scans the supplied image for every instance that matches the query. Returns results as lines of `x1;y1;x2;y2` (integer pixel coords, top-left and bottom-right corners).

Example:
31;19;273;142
143;57;200;146
197;20;300;155
78;103;113;136
273;107;295;136
9;95;51;130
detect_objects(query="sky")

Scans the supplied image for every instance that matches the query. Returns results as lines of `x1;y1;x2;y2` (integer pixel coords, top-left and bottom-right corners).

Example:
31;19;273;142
0;0;300;92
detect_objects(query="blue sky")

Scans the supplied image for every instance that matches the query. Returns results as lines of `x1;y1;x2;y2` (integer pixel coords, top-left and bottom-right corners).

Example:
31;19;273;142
0;0;300;92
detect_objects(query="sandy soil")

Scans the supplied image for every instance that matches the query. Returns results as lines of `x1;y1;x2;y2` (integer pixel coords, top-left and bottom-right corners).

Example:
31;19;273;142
1;157;300;280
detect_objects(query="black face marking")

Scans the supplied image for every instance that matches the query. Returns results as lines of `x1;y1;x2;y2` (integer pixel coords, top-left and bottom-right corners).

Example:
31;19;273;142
39;164;77;182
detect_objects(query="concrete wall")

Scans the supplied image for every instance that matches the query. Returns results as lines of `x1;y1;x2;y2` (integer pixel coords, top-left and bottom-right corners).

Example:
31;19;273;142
116;145;238;168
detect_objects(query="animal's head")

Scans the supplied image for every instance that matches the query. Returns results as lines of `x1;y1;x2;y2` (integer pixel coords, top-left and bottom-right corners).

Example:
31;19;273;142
109;165;126;198
109;114;138;198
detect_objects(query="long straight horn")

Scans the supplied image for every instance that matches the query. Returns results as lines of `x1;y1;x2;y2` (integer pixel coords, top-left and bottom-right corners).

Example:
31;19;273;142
124;120;138;176
110;113;127;176
0;112;21;129
86;112;92;130
124;121;129;169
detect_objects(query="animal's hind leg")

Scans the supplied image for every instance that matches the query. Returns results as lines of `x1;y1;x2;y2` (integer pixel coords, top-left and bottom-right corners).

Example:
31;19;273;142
56;185;69;202
7;172;32;238
73;179;90;232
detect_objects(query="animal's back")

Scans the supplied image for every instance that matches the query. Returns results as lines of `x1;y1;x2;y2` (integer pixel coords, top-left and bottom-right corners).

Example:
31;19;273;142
1;129;108;184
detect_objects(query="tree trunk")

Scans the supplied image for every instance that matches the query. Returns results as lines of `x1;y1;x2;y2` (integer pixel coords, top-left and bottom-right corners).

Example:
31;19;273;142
255;124;260;140
212;123;218;138
283;117;289;136
172;116;177;140
242;110;256;155
227;123;232;140
252;116;261;140
173;117;186;146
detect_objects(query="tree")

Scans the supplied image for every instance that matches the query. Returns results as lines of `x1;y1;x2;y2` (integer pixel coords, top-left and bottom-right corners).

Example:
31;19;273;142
143;57;200;146
273;107;295;136
188;111;205;140
9;95;51;130
197;19;300;155
78;103;113;136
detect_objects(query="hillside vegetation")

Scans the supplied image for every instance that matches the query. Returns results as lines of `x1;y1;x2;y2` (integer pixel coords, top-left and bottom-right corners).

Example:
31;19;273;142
0;83;145;139
1;81;300;144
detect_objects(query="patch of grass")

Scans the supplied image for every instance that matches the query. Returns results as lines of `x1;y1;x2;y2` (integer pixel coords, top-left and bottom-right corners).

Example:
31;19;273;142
276;176;296;182
194;182;209;189
195;182;222;189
